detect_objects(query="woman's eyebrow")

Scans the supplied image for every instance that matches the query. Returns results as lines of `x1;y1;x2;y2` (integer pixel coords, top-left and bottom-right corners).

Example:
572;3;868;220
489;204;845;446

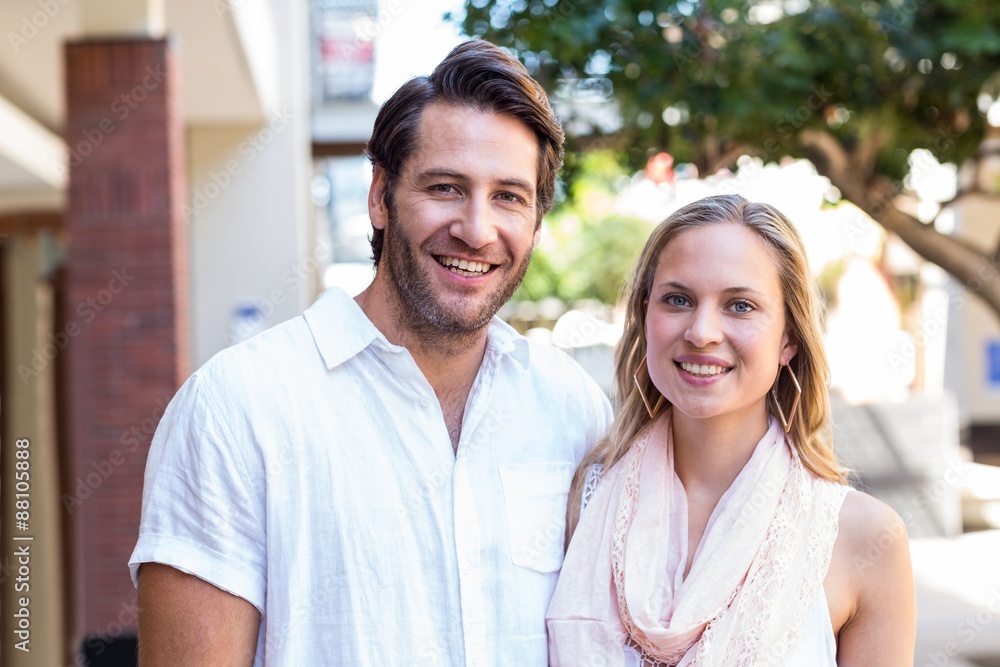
654;281;767;298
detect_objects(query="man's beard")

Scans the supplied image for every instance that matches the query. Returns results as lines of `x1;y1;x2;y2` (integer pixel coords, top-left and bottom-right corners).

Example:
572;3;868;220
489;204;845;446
381;203;532;341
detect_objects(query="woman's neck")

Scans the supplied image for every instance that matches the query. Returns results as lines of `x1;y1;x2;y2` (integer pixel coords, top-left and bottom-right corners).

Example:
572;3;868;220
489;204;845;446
670;407;771;501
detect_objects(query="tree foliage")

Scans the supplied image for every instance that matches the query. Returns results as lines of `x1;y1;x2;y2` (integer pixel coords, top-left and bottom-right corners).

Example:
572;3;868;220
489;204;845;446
456;0;1000;318
516;152;653;304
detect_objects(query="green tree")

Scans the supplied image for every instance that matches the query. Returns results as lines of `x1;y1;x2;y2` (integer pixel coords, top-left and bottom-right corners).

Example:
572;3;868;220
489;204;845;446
517;151;653;304
456;0;1000;318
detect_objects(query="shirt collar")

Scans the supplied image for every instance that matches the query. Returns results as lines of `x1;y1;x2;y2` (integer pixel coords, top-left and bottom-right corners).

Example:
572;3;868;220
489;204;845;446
483;313;530;370
304;287;530;370
304;288;382;370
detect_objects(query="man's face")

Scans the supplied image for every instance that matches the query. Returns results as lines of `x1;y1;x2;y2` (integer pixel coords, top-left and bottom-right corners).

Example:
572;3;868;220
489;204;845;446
372;102;541;335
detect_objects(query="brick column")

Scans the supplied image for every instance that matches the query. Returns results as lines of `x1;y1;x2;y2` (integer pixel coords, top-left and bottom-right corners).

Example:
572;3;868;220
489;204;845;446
63;38;188;655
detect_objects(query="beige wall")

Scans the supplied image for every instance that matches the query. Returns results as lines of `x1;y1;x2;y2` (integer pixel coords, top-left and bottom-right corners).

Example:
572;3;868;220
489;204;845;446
1;233;66;666
945;194;1000;425
187;0;315;368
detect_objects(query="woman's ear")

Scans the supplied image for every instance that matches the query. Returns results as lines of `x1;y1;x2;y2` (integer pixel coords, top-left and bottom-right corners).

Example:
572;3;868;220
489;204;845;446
779;330;800;366
368;166;389;231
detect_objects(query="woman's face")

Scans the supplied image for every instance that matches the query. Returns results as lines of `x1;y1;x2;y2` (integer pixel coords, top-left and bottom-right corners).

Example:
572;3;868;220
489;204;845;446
644;223;798;427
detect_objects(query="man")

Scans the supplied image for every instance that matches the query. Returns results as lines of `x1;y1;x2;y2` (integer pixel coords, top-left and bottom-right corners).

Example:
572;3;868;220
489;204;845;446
130;39;611;666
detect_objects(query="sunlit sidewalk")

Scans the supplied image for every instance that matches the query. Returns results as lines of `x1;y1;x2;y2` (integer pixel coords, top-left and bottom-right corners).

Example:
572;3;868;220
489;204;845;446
911;529;1000;667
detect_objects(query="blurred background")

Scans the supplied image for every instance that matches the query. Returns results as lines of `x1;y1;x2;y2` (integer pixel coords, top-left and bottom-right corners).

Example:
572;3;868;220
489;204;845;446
1;0;998;665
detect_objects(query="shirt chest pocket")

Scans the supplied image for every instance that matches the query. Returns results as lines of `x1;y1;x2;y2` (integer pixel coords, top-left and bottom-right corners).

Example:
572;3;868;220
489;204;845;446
498;462;575;574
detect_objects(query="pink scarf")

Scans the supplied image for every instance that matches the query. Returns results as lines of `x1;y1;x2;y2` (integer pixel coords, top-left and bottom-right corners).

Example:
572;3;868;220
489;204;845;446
547;410;848;666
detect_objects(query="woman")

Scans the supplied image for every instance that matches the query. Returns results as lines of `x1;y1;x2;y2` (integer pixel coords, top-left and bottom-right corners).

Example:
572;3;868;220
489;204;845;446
547;195;915;665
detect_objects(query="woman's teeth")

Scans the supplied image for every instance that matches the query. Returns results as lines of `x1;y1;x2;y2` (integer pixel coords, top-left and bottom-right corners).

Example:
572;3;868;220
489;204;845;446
679;362;730;376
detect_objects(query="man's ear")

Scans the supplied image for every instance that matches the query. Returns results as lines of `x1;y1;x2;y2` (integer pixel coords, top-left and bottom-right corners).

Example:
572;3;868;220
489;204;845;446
531;220;542;250
369;166;389;231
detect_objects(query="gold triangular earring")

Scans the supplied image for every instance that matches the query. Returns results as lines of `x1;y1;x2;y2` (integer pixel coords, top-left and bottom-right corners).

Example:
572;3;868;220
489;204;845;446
633;355;666;419
770;362;802;432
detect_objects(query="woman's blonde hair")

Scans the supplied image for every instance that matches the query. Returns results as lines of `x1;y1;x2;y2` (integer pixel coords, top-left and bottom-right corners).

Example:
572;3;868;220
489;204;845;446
566;194;847;540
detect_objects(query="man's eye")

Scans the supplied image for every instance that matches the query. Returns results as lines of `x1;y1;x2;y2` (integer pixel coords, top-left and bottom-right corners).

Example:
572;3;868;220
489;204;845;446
431;184;456;193
497;192;521;202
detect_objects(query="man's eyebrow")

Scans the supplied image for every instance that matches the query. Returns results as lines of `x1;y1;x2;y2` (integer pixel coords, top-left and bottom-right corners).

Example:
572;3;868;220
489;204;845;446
415;170;535;194
496;177;535;193
415;169;465;182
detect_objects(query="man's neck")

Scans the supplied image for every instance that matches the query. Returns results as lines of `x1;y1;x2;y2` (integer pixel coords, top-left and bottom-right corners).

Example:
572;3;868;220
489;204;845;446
355;280;490;450
356;278;489;368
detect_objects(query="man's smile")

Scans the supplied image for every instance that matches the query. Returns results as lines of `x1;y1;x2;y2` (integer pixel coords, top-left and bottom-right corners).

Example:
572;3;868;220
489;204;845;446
435;255;495;276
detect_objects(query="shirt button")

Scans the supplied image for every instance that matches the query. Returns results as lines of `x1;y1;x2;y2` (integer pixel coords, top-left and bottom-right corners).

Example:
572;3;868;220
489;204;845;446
420;397;432;408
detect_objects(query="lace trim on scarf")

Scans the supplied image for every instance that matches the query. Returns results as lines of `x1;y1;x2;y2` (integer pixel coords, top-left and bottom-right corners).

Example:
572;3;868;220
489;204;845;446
611;430;698;663
611;430;848;667
621;481;847;666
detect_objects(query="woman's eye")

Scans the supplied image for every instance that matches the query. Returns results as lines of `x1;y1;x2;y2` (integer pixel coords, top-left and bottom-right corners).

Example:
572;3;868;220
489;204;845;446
730;301;754;314
665;294;690;307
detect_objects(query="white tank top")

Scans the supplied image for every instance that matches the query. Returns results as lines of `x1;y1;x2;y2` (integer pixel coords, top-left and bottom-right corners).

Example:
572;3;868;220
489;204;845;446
621;591;836;666
779;587;838;664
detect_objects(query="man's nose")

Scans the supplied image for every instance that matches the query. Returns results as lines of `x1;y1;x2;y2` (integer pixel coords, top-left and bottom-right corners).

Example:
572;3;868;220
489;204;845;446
450;195;499;249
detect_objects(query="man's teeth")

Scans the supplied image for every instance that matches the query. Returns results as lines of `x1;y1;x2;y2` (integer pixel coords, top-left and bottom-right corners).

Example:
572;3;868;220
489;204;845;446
438;256;490;275
679;362;730;376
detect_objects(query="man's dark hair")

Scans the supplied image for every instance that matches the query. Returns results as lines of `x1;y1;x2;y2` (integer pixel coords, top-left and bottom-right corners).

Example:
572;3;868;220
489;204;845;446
364;39;565;267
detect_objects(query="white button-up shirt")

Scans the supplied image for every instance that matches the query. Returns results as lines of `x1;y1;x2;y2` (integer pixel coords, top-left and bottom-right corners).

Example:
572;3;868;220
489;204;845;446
130;288;612;666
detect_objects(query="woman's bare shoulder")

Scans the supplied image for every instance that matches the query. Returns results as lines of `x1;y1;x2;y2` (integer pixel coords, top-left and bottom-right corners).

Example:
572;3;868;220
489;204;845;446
837;489;909;557
828;489;916;665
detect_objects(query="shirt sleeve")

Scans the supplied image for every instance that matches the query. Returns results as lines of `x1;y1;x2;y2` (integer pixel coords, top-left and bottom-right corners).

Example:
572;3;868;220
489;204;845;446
128;362;268;613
